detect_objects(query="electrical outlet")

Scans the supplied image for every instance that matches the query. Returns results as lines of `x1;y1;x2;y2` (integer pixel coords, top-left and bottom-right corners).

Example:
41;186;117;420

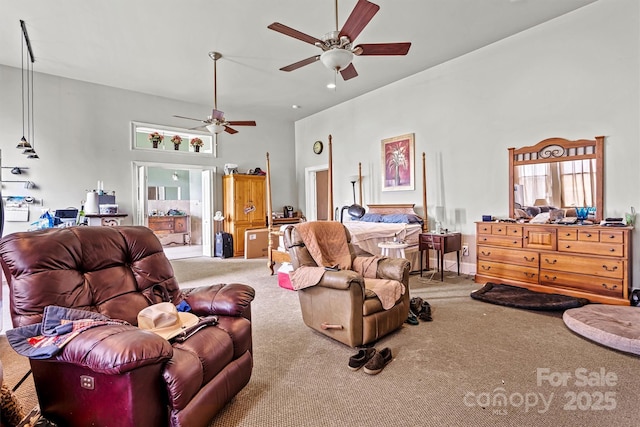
462;244;469;256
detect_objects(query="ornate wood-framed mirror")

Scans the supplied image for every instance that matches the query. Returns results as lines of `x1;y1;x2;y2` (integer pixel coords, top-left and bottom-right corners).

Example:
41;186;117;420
508;136;604;222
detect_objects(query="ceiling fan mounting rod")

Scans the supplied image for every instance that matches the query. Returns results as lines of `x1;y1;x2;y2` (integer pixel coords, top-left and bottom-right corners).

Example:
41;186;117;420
208;51;222;111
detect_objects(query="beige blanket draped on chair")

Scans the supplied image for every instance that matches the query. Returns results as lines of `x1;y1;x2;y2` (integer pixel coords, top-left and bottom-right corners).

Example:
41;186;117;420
290;222;404;309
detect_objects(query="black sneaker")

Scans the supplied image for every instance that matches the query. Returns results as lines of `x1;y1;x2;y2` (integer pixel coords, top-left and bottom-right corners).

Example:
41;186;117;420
348;348;376;371
410;297;424;315
363;347;393;375
418;301;433;321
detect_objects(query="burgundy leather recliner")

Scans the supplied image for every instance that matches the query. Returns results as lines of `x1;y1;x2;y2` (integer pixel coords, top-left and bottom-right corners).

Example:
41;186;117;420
0;226;255;427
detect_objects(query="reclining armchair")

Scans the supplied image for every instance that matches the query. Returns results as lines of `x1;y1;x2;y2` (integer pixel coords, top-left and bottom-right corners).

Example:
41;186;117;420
284;222;410;348
0;226;255;427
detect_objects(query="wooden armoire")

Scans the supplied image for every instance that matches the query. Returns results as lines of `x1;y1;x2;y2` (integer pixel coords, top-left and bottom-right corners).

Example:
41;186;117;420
222;174;266;257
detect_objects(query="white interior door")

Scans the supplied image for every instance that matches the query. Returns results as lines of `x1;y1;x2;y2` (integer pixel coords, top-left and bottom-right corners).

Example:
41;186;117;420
201;169;215;257
136;164;148;226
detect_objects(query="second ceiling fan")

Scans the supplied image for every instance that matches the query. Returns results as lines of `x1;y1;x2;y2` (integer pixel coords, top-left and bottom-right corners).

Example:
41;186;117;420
268;0;411;81
174;52;256;135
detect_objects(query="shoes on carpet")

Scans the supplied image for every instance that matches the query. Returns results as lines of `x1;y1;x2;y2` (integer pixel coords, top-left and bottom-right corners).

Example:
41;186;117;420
348;347;376;371
405;310;419;325
363;347;393;375
410;297;424;315
418;301;433;322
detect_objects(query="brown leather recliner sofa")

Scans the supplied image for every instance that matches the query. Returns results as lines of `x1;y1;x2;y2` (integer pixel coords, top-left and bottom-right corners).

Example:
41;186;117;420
284;223;410;348
0;226;255;427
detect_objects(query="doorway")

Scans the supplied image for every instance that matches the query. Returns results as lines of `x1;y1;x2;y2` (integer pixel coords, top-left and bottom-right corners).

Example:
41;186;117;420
305;165;330;221
133;163;217;259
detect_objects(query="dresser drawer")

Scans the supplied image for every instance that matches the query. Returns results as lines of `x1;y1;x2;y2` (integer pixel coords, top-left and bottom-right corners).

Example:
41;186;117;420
557;240;624;257
477;224;492;235
491;224;508;235
477;260;538;283
600;230;625;244
539;270;624;299
477;245;538;267
578;229;599;242
476;234;522;248
540;252;624;279
558;229;578;241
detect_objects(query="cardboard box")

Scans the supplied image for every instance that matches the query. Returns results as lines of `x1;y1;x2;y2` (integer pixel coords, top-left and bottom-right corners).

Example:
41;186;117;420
277;263;294;290
244;228;269;259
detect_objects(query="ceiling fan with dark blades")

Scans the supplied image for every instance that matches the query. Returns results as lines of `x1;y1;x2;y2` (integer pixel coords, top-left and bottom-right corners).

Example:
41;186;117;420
268;0;411;81
173;52;256;135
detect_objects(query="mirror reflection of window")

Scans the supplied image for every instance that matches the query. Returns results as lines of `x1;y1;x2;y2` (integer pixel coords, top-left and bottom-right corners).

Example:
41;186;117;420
514;159;595;209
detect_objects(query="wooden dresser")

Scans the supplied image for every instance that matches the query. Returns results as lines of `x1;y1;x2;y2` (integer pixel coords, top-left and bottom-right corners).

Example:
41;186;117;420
148;215;190;244
222;174;266;257
475;222;632;305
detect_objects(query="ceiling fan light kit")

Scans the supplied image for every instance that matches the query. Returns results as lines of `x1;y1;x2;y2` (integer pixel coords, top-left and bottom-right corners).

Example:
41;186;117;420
320;49;354;72
206;123;226;135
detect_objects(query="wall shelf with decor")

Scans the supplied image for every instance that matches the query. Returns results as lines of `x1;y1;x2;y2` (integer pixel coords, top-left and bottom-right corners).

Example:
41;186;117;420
131;122;215;156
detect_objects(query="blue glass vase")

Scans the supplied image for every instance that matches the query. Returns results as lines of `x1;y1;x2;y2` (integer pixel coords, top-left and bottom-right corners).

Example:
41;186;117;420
576;207;589;223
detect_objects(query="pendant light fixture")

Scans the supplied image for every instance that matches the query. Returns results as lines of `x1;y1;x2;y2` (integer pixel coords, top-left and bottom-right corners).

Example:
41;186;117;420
18;20;38;159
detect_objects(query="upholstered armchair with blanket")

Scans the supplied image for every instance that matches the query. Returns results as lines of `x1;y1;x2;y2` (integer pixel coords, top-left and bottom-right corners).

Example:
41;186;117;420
284;222;410;348
0;226;255;427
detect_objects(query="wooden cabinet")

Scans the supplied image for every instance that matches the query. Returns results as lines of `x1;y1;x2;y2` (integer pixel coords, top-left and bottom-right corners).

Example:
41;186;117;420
475;222;632;305
223;174;266;257
148;215;190;244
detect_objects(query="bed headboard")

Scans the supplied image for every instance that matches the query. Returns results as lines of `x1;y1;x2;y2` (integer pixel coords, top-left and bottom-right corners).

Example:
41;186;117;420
366;204;418;215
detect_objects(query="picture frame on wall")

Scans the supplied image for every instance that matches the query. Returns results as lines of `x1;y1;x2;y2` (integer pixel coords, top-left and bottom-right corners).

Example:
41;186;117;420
381;133;415;192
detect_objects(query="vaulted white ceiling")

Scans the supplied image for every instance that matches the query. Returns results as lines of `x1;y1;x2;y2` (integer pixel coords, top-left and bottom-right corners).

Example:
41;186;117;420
0;0;597;124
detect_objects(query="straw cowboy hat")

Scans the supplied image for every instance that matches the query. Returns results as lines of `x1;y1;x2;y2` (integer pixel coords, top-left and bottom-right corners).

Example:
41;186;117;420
137;302;199;340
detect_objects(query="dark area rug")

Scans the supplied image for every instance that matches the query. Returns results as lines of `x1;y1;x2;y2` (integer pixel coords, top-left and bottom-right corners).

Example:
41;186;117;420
470;282;589;311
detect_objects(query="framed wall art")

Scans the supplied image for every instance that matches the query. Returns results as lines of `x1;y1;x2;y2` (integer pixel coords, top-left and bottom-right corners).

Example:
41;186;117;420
381;133;415;192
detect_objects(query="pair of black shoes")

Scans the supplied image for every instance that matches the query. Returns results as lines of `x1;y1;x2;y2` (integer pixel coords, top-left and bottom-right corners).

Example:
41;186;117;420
409;296;432;322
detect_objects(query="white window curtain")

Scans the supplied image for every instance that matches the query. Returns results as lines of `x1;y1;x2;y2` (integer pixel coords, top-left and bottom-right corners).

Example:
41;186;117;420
515;163;551;207
560;159;595;207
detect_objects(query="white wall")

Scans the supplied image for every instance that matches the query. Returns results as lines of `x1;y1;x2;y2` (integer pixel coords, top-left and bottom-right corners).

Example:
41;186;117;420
294;0;640;281
0;66;297;235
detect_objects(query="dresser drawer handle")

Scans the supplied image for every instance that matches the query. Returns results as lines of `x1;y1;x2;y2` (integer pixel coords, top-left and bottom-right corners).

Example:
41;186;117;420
585;233;592;238
564;233;572;237
608;235;616;239
512;240;519;244
481;251;491;256
609;248;616;252
482;237;488;242
602;265;618;272
601;283;618;290
544;275;557;281
524;272;536;278
565;245;571;249
544;258;557;265
523;256;535;262
481;265;491;271
496;228;503;232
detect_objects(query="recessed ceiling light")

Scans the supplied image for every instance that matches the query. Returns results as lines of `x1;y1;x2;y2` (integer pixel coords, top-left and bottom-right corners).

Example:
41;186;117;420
326;83;336;89
292;104;301;109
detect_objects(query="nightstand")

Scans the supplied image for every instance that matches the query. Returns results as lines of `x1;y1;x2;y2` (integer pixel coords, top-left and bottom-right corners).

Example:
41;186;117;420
419;232;462;281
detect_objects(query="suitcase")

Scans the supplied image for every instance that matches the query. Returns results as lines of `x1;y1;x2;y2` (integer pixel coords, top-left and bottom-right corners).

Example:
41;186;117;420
215;232;234;258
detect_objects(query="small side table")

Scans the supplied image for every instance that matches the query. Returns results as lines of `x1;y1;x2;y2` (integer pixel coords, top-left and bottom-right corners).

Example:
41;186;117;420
378;241;409;259
419;232;461;281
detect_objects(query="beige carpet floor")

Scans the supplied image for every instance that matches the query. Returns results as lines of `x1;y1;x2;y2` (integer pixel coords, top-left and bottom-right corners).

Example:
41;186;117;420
2;257;639;427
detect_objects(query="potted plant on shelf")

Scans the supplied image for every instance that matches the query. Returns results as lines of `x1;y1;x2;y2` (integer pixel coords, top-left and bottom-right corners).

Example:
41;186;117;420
171;135;182;150
148;132;163;148
190;137;203;153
